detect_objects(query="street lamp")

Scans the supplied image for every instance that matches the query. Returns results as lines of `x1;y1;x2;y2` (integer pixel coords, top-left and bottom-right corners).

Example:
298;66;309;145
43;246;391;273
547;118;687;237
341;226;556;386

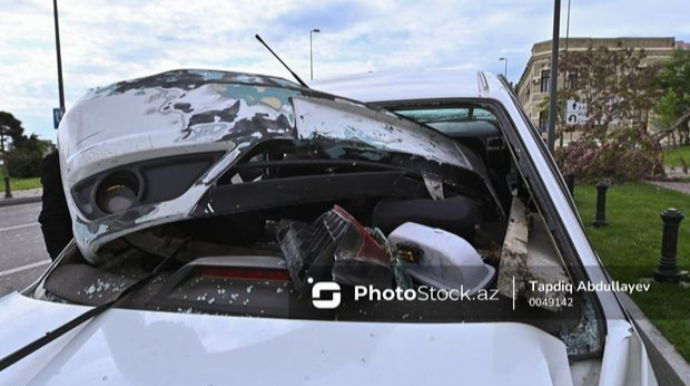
53;0;65;109
310;28;320;80
498;57;508;78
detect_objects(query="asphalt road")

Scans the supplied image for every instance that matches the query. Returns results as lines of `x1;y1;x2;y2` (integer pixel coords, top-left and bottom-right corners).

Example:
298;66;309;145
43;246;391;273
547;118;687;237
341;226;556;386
0;202;51;297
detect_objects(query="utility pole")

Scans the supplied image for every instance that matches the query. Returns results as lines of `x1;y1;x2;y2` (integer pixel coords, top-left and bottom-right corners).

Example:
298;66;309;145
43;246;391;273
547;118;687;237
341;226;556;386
53;0;65;109
547;0;561;154
560;0;571;149
309;29;320;81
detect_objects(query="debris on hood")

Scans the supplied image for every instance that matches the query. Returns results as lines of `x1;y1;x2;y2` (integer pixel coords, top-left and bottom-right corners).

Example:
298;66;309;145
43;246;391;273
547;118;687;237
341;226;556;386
473;224;502;265
278;204;502;294
387;222;496;295
278;205;393;290
497;197;571;311
331;208;393;288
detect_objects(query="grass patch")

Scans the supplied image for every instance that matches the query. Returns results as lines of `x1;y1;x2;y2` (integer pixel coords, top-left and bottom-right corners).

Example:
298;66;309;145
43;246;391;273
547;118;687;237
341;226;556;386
664;145;690;169
574;182;690;360
0;169;42;191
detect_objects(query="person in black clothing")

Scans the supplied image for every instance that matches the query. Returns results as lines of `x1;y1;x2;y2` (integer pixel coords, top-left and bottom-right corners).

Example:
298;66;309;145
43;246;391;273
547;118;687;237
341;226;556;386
38;151;73;259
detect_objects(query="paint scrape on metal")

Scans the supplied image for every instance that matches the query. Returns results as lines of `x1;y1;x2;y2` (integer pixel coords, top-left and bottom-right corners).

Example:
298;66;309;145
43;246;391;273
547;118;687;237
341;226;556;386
293;96;472;170
58;69;481;262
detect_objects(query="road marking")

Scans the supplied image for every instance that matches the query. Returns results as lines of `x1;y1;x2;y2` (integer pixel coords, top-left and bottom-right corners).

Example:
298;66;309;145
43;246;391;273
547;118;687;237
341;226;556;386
513;275;515;311
0;260;51;278
0;222;40;232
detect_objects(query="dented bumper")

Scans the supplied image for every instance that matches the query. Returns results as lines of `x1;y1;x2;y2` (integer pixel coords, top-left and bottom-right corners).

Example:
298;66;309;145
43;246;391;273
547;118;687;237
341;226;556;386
58;69;493;263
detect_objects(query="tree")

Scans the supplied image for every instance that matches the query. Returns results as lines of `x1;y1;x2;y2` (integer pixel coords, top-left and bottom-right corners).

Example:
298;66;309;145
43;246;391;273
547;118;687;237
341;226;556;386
0;112;24;151
655;50;690;145
552;43;664;182
0;111;53;178
559;44;662;130
0;112;24;178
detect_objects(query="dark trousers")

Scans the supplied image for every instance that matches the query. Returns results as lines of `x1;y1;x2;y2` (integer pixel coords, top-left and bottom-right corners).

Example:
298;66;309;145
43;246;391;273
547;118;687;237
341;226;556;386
38;151;73;259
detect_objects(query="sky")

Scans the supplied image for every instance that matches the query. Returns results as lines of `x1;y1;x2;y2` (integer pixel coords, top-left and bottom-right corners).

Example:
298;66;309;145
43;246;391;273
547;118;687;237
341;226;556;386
1;0;689;143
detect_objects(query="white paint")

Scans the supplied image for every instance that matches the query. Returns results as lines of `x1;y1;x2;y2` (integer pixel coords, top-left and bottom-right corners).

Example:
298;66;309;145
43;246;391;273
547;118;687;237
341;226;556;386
0;222;39;232
0;293;574;386
59;84;291;184
0;260;50;277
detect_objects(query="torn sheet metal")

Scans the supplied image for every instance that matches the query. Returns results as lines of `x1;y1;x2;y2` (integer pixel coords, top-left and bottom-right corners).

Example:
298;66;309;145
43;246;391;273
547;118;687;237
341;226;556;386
421;172;445;200
292;96;472;170
58;69;485;263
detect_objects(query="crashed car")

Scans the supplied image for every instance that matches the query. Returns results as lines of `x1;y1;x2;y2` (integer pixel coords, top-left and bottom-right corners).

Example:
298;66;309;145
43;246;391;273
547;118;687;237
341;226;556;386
0;69;657;385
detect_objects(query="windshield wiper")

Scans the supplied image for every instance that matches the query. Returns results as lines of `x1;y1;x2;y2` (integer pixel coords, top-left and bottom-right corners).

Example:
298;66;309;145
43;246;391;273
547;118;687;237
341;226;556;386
0;239;190;372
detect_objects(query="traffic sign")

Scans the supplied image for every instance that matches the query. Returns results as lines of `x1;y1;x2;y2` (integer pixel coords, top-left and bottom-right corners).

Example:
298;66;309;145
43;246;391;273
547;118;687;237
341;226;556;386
53;107;65;129
565;99;587;126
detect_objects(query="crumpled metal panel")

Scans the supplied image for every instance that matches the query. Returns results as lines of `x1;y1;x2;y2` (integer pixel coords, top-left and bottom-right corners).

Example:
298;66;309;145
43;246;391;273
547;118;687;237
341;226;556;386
58;69;478;263
292;96;472;170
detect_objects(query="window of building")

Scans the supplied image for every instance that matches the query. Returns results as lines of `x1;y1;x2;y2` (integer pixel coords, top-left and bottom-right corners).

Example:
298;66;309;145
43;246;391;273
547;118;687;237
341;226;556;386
538;111;547;132
566;72;578;90
540;70;550;93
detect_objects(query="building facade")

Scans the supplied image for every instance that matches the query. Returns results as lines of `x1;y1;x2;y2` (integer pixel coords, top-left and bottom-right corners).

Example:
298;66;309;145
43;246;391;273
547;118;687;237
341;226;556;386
515;37;678;130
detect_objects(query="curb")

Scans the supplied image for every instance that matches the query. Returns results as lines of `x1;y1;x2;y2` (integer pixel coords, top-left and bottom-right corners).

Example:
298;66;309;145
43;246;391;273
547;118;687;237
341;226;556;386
619;293;690;386
0;195;42;208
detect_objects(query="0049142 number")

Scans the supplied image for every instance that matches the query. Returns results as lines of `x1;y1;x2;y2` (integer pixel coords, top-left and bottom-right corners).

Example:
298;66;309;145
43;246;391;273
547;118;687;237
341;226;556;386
527;296;574;308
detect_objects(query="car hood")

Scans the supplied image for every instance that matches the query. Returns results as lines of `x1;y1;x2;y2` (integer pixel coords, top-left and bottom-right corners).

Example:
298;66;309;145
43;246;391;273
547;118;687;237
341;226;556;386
0;293;574;386
58;69;493;263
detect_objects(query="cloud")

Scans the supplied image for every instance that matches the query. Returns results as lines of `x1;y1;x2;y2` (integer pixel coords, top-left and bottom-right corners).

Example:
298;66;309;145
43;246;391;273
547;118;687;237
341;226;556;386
0;0;688;142
272;2;372;33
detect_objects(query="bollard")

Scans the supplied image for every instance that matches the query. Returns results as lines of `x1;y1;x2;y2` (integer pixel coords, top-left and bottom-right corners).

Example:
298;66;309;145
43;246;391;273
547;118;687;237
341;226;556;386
566;173;575;197
592;182;608;228
654;208;684;283
3;176;11;199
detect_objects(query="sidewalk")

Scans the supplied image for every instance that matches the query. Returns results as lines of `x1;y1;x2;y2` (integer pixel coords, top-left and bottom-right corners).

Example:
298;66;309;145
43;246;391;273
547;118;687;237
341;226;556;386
0;188;42;207
648;167;690;195
665;166;690;180
650;181;690;195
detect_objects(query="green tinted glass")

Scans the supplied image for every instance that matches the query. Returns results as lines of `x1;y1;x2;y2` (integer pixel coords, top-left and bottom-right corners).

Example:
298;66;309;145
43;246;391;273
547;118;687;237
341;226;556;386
395;108;499;137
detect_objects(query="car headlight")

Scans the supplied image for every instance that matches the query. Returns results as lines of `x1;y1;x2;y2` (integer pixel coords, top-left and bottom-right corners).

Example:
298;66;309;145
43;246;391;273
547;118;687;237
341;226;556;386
95;171;142;214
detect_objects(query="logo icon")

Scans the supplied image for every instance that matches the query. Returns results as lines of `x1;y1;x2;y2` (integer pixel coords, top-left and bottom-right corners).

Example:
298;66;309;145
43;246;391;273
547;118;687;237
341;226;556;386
309;278;341;309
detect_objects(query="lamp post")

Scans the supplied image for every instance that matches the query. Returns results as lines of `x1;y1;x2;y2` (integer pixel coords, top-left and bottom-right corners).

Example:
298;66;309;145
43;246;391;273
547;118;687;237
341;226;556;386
498;57;508;78
546;0;561;154
53;0;65;109
310;28;320;81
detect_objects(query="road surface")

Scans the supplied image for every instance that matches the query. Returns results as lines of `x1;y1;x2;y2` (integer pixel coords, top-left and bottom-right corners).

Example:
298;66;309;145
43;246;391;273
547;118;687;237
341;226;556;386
0;202;50;297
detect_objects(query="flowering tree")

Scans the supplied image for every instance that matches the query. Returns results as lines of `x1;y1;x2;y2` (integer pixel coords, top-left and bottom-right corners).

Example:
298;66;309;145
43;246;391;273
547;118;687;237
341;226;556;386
551;43;664;182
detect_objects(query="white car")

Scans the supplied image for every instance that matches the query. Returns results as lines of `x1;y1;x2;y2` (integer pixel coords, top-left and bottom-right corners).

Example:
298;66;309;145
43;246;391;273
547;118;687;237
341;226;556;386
0;69;657;385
